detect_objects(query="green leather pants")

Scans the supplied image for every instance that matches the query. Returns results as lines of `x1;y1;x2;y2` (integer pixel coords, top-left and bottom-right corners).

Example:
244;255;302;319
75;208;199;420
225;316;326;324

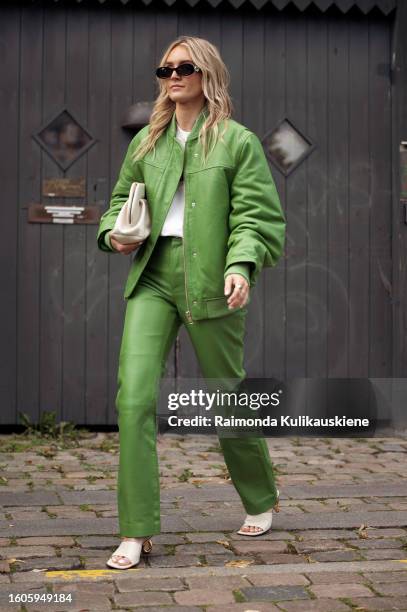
116;236;278;537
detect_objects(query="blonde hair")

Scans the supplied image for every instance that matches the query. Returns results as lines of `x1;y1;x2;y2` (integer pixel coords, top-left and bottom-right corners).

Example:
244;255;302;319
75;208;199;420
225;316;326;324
132;36;233;166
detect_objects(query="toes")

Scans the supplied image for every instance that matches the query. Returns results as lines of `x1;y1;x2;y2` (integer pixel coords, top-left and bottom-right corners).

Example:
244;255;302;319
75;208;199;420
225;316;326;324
241;525;262;533
241;525;261;533
111;555;130;565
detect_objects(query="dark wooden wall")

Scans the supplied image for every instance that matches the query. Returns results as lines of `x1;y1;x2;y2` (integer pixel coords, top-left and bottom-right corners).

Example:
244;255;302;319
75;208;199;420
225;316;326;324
0;1;395;424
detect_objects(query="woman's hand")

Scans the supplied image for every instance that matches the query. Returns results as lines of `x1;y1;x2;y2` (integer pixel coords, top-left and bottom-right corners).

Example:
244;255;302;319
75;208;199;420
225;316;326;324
110;235;144;255
224;273;250;309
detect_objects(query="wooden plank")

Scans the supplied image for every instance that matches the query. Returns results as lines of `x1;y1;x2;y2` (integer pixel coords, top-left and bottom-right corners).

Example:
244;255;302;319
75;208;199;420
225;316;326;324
368;12;392;376
178;3;200;36
220;8;243;122
348;13;370;377
348;18;371;375
61;5;89;424
0;5;19;424
285;8;308;377
104;4;154;425
392;0;407;377
240;5;266;377
17;4;43;424
39;5;65;421
326;14;350;377
85;5;112;424
199;4;221;49
263;6;286;381
305;9;329;378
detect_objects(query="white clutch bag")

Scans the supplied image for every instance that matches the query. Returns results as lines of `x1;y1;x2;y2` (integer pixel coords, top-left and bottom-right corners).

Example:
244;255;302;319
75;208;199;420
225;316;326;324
109;182;151;245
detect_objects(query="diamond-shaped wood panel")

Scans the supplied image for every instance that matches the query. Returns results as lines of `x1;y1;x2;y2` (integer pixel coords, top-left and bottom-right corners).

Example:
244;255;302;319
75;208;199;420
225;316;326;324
33;108;96;171
262;118;316;176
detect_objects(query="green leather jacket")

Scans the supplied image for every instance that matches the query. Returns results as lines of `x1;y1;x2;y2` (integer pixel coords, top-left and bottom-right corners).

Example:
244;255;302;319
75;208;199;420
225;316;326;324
97;105;286;323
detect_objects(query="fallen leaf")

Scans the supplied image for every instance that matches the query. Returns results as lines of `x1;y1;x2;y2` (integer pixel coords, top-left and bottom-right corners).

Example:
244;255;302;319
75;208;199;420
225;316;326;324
225;559;254;568
357;524;370;539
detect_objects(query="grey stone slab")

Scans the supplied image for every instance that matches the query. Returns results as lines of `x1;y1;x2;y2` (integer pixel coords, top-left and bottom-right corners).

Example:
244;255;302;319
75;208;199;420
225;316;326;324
0;517;117;537
114;591;173;607
283;482;407;500
0;514;189;537
152;534;186;545
0;583;45;595
182;515;240;532
162;484;238;503
0;546;55;559
13;556;82;572
350;596;407;611
76;536;118;548
185;532;227;543
241;585;310;602
0;491;60;507
58;490;115;505
148;554;203;568
174;543;232;555
271;510;407;531
184;510;407;532
115;576;185;592
309;550;362;562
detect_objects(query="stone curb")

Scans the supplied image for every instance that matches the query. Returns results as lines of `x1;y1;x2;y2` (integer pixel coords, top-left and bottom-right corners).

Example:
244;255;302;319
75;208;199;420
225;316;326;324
10;559;406;583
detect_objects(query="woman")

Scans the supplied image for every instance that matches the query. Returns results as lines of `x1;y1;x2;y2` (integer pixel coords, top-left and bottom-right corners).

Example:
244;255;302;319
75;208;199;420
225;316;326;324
97;36;286;569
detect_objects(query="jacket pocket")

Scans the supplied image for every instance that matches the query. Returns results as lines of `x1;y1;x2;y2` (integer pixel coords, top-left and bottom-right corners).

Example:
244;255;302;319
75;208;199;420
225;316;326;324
204;295;230;319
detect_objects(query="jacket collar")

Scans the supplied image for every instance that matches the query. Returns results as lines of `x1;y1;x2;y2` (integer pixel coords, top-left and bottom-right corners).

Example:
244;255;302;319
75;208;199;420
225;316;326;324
167;103;209;143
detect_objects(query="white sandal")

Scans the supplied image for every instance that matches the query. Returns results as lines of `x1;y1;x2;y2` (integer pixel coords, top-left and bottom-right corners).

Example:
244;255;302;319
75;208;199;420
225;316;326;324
237;489;280;537
106;537;153;569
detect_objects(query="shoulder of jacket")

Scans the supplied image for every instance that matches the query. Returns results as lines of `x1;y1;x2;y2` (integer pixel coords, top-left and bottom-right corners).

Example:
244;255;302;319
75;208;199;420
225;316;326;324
222;118;258;149
129;124;150;150
224;118;250;137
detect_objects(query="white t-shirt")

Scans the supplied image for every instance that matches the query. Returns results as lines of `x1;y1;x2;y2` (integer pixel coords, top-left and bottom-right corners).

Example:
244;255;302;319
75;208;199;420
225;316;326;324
160;124;191;237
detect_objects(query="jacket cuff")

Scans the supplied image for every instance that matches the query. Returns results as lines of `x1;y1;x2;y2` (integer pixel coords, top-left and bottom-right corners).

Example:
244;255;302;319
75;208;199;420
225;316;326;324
97;229;114;253
224;262;251;286
104;230;113;250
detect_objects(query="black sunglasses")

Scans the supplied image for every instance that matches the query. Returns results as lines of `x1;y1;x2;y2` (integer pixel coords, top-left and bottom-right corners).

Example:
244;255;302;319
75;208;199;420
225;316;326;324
156;63;201;79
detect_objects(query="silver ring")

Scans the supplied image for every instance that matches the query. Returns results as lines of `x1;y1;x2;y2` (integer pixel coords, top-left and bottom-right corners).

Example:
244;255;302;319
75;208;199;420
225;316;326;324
236;284;243;290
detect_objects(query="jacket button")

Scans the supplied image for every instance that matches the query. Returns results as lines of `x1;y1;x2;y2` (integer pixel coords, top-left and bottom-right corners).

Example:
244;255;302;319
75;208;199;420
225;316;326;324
192;251;197;257
193;300;197;305
191;202;196;207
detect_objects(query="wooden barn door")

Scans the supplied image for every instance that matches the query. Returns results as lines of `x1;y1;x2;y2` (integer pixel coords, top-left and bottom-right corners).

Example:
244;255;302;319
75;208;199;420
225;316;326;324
176;4;394;384
0;2;394;425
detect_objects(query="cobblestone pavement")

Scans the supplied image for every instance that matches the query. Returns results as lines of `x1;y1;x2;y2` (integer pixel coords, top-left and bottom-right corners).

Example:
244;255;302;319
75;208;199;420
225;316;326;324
0;432;407;611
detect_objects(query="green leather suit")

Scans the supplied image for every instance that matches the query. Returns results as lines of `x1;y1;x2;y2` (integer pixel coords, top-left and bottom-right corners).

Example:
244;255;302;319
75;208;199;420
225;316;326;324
97;106;286;537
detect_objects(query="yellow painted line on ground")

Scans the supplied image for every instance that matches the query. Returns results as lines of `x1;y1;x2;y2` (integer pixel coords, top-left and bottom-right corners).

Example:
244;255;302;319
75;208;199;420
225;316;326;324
397;560;407;563
45;568;141;580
